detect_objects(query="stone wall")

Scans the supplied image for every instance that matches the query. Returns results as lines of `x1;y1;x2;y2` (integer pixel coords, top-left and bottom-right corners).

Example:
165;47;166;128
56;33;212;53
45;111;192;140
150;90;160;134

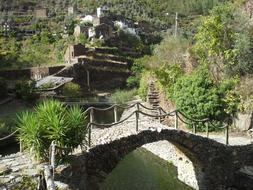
56;64;130;90
0;66;64;80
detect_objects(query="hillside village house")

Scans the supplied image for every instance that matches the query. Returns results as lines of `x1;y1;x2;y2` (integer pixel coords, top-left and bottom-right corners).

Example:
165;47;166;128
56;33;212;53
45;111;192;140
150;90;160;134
68;6;76;15
75;6;113;40
64;44;87;64
114;20;139;37
97;6;110;18
94;23;113;40
74;25;90;38
35;8;48;18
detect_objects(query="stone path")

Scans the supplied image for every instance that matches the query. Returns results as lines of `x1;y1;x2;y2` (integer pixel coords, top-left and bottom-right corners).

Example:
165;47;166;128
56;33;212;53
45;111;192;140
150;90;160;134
0;152;42;188
89;102;252;148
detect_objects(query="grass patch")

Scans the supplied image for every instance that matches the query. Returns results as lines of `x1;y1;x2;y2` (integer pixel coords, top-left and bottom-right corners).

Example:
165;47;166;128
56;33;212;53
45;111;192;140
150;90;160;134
109;89;138;104
62;82;82;98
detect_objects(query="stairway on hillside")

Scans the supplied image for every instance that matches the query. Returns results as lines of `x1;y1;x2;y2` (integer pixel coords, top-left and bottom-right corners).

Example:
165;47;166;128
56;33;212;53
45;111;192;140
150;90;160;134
147;82;161;117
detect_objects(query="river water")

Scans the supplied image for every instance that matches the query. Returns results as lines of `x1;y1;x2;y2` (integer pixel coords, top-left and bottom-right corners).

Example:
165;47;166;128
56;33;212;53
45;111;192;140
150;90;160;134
100;148;193;190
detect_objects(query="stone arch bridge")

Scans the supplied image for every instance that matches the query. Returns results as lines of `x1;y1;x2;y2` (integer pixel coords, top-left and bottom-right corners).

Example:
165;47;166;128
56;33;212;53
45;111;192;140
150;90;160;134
59;104;253;190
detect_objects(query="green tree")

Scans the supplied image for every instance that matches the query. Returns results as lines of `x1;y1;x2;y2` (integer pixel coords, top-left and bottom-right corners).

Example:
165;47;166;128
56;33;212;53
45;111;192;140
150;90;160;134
194;2;253;77
171;68;237;130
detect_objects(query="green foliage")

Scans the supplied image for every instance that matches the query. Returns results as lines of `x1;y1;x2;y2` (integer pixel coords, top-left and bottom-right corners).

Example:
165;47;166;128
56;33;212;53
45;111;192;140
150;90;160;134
55;36;75;63
15;80;38;102
155;64;183;97
0;37;21;69
127;56;147;88
171;68;237;130
0;77;7;98
109;89;137;104
91;38;105;47
80;0;226;27
141;35;187;97
138;72;151;101
62;82;82;97
118;30;145;52
152;35;189;68
0;121;9;137
17;100;87;161
39;82;55;90
193;2;253;76
236;76;253;113
76;33;88;45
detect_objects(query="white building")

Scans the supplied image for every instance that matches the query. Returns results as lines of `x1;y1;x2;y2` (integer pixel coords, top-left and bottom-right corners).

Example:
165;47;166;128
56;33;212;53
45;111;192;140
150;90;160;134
88;27;96;38
80;15;94;23
97;6;109;18
114;20;139;37
114;21;127;29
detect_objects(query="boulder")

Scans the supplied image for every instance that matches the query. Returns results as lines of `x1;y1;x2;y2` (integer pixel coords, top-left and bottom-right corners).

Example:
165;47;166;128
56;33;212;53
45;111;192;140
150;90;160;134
234;113;253;131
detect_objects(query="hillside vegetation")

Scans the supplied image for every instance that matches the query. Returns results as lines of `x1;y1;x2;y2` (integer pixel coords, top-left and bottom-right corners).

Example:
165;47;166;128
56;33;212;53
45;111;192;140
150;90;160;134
0;0;226;69
0;0;227;26
136;0;253;130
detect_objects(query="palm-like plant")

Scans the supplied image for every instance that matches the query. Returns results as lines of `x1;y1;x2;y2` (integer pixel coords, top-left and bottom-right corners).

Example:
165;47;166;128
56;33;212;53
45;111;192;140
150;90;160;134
17;100;87;161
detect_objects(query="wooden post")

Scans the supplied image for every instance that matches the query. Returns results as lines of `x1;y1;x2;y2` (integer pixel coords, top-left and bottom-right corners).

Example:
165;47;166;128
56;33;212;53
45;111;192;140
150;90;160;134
174;111;178;129
89;108;94;147
19;138;22;153
114;106;118;123
225;125;229;146
174;12;178;37
50;142;55;180
86;70;90;91
136;102;140;112
158;107;162;123
206;123;209;138
88;124;91;147
44;165;55;190
193;123;197;134
135;111;139;132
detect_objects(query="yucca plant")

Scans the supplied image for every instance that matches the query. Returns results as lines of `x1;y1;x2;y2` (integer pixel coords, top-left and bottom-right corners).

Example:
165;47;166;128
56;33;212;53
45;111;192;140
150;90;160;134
17;100;87;161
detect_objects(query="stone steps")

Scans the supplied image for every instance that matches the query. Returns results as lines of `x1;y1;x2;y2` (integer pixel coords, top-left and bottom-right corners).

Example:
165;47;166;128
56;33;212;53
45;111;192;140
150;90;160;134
147;81;164;122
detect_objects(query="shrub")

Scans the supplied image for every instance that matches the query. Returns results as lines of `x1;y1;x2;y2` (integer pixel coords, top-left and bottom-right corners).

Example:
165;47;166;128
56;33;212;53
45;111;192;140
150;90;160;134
17;100;87;161
138;72;151;101
62;82;82;97
193;2;253;76
109;89;137;104
0;77;7;98
15;80;38;102
171;69;237;131
155;63;183;98
127;56;147;88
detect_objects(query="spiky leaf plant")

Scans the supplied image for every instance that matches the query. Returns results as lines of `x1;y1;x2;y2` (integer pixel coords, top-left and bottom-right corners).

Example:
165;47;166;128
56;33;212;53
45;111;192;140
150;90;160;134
17;100;87;161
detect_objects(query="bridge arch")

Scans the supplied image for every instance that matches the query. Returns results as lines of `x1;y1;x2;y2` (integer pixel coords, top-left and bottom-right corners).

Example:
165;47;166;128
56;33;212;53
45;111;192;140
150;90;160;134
83;129;235;190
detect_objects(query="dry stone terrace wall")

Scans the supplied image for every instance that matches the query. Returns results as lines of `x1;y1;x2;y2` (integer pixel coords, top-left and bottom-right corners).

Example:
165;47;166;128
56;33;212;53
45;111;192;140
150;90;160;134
0;65;65;80
66;129;253;190
56;63;130;90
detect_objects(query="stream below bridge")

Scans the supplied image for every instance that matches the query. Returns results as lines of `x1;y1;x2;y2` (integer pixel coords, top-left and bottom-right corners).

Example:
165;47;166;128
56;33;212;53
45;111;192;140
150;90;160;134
100;148;193;190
